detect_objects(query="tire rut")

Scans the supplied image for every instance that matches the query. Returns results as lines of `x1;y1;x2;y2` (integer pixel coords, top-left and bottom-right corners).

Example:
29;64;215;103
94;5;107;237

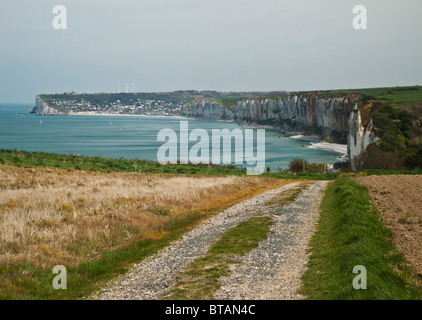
215;181;328;300
92;182;302;300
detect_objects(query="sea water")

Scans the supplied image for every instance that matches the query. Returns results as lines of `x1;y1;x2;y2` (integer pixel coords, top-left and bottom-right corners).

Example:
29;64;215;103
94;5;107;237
0;104;342;170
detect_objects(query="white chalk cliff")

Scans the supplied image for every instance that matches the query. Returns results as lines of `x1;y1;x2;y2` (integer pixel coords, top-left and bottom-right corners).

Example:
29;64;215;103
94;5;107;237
31;96;64;115
348;104;379;169
183;94;378;163
182;100;234;120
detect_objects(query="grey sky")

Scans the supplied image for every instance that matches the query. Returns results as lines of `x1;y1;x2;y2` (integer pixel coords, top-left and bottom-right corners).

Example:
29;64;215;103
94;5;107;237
0;0;421;103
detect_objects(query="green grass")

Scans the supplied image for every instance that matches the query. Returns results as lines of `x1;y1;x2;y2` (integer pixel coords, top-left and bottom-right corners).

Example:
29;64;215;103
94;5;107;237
0;149;245;176
265;183;310;208
300;175;422;300
296;85;422;104
0;214;205;300
162;216;273;300
262;171;338;180
353;86;422;105
215;97;241;113
0;149;338;180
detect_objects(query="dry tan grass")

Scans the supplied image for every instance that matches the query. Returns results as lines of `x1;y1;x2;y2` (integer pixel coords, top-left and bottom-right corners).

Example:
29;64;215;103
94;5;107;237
0;165;290;268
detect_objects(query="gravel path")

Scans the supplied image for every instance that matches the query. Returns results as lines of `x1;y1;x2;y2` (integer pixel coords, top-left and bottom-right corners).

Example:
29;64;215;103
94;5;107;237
215;181;328;300
94;182;301;300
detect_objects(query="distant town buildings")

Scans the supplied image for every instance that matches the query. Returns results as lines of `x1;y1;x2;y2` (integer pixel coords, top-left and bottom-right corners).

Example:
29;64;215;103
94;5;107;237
44;96;183;116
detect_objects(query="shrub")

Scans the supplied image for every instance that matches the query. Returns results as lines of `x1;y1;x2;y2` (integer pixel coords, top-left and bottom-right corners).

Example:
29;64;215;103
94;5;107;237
307;162;328;174
404;149;422;169
351;144;402;171
288;158;308;173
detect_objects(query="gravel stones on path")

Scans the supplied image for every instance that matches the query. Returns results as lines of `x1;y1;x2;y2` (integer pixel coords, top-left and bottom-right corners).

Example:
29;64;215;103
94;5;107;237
214;181;328;300
94;182;301;300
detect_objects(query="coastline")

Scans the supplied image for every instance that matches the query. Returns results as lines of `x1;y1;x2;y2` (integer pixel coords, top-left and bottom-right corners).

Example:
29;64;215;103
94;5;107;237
289;134;348;158
308;142;348;157
229;124;348;159
33;111;348;159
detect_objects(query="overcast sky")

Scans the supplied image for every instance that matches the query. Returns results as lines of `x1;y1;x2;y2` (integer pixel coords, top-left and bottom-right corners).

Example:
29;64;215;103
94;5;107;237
0;0;421;103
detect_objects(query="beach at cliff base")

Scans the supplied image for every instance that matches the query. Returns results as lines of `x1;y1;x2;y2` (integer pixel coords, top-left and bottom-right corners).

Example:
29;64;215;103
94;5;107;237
308;142;347;156
289;135;348;157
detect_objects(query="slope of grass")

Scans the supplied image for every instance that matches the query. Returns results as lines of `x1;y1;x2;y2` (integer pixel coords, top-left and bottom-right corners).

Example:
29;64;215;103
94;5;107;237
262;171;338;181
300;175;422;299
0;149;245;176
216;97;241;113
0;149;337;180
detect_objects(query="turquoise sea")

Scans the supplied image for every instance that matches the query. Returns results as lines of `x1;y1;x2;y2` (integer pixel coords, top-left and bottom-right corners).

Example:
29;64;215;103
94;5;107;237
0;104;342;170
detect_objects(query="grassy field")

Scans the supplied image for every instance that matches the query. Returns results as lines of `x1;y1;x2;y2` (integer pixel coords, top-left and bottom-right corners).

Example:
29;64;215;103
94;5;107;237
350;86;422;105
0;149;245;176
0;149;339;180
0;164;291;299
297;85;422;104
300;175;422;299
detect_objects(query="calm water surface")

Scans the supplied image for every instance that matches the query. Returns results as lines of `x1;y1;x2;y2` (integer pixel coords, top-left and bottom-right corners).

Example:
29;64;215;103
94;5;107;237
0;104;342;170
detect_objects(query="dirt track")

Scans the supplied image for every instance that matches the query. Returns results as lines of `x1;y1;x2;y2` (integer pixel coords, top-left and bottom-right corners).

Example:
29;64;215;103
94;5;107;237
355;175;422;278
93;181;328;300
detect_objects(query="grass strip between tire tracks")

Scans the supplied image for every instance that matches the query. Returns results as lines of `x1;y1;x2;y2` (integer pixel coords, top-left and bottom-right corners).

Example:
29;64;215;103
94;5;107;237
162;216;273;300
162;183;313;300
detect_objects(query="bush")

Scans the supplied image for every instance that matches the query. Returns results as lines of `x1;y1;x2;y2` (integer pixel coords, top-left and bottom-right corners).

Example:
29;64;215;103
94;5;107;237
351;144;402;171
288;158;308;173
307;162;329;174
404;149;422;169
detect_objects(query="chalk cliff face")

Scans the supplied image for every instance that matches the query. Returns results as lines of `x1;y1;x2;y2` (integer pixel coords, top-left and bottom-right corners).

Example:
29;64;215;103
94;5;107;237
31;96;64;115
234;95;358;143
182;100;234;120
182;94;379;162
183;94;358;144
348;105;379;169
